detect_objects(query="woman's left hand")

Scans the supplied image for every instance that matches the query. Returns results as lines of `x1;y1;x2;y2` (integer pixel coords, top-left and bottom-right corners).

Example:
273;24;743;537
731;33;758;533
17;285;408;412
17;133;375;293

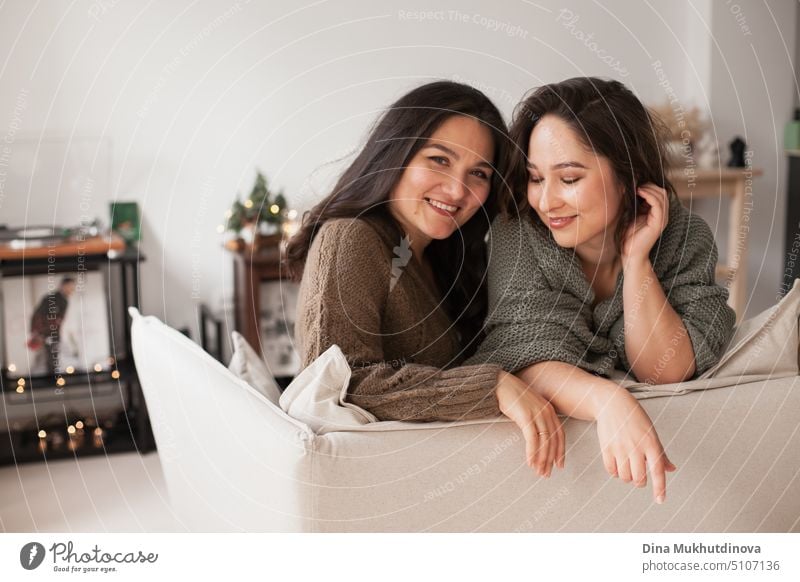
621;184;669;267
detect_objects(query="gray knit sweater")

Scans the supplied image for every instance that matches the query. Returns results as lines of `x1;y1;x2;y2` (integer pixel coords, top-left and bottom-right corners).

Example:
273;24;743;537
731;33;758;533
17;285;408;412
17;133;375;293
466;193;736;378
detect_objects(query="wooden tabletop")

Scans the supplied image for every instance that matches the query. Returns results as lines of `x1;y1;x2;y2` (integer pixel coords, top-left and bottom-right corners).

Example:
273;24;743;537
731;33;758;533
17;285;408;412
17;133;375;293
0;234;126;261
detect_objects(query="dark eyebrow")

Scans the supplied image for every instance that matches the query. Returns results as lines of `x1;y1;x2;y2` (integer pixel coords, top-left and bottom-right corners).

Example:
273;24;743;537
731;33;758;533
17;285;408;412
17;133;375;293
425;143;493;169
527;161;588;170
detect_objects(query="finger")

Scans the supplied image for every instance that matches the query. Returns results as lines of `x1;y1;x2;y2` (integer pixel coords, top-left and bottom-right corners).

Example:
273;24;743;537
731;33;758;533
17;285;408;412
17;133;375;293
534;423;551;476
662;453;678;472
640;187;668;226
630;454;648;488
602;449;618;478
617;457;633;483
556;416;566;469
545;410;559;475
522;422;540;472
646;450;668;504
639;184;666;200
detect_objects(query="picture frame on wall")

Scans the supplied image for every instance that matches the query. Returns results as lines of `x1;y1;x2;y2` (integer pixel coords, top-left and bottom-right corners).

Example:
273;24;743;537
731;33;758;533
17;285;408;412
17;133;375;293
1;270;113;379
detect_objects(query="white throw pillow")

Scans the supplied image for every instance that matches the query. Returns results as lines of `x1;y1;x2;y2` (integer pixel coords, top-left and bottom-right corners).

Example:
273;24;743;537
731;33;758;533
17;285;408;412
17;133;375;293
228;331;283;404
279;344;378;432
699;277;800;379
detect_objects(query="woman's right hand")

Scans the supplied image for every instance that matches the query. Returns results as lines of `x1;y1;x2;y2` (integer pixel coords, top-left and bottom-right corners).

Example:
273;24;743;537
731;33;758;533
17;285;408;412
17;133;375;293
495;371;564;477
594;385;677;503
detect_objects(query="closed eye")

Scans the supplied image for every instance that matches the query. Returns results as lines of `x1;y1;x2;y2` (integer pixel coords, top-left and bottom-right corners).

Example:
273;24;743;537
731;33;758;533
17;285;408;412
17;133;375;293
529;175;542;184
562;177;581;185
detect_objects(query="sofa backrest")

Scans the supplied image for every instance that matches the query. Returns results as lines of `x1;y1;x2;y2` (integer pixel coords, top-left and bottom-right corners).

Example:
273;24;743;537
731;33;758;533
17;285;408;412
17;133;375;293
129;308;313;531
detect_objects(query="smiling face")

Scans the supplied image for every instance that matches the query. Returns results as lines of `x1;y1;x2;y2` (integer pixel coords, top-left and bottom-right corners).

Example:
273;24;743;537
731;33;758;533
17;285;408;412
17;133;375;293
527;115;624;259
388;115;494;250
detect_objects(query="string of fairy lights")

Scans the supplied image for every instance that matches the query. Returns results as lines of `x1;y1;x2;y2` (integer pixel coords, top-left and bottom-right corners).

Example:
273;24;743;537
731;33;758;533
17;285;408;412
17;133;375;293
5;355;123;455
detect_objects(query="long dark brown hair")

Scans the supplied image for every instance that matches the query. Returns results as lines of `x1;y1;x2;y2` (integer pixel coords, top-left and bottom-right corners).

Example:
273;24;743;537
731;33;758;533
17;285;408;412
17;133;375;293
508;77;674;251
285;81;512;353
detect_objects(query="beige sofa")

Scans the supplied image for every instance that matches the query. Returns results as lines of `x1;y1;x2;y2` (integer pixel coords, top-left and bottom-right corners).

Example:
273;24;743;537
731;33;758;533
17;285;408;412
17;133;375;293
129;283;800;532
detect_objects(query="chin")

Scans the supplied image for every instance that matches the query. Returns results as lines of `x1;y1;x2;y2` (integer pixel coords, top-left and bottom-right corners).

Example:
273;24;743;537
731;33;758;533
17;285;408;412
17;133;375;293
424;223;458;241
549;231;578;249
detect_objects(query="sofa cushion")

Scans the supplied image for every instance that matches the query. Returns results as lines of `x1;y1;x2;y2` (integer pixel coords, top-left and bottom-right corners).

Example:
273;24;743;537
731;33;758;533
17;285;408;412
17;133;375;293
129;307;315;531
279;344;377;432
228;331;283;404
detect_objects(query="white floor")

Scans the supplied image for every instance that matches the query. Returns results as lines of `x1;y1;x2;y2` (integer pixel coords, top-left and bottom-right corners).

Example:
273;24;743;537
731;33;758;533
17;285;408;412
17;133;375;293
0;451;185;532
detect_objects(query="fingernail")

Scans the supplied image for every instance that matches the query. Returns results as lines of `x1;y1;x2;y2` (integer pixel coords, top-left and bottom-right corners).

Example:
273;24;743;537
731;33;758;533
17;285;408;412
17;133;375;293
656;495;665;504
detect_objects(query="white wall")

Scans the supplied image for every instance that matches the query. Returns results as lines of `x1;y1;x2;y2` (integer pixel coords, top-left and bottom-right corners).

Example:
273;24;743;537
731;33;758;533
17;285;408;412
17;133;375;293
707;0;796;316
0;0;794;340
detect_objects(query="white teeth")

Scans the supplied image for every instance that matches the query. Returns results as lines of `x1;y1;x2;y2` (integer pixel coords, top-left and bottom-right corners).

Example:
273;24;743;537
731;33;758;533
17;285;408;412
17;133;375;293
427;199;458;213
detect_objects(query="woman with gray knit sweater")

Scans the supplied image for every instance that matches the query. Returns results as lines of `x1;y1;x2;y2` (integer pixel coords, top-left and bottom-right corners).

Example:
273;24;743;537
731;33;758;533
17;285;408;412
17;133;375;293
287;81;565;477
467;78;737;504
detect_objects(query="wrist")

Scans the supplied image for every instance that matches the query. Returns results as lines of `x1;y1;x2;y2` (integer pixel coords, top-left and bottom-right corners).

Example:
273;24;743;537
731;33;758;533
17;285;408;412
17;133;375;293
621;255;652;274
588;380;628;420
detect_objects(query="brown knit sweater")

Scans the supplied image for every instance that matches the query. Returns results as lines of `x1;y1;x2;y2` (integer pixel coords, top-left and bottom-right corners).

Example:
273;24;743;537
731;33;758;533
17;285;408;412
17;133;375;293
295;215;503;421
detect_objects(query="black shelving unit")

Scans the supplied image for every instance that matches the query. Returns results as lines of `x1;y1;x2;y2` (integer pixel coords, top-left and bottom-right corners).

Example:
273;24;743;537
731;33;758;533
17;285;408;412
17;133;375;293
0;244;155;465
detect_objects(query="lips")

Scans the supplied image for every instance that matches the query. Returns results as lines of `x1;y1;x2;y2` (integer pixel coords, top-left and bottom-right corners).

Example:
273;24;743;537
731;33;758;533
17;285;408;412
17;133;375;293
547;215;577;229
425;197;458;217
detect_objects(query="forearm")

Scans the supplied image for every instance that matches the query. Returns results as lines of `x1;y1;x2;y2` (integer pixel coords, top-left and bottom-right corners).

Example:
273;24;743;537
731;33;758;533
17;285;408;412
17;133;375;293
516;361;621;421
622;259;696;383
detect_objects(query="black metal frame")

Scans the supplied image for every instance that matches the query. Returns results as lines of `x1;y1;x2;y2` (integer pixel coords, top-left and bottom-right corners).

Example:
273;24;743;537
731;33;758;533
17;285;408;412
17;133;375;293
198;303;224;363
0;245;154;465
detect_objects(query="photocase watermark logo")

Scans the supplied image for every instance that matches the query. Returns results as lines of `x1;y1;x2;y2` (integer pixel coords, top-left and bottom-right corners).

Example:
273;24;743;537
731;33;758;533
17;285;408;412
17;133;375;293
390;234;412;291
17;540;158;574
20;542;46;570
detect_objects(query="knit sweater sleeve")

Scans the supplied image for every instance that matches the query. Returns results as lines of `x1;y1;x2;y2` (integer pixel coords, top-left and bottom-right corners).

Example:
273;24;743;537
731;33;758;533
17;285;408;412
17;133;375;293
465;216;600;373
296;219;502;422
640;211;736;376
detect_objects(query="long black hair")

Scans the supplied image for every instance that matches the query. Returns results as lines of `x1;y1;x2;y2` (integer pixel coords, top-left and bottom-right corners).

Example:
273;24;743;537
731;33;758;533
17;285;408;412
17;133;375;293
286;80;512;354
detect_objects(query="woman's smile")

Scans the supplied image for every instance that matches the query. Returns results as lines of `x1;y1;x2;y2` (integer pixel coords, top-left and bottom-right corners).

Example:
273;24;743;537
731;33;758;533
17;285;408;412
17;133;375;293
425;197;459;217
547;215;577;229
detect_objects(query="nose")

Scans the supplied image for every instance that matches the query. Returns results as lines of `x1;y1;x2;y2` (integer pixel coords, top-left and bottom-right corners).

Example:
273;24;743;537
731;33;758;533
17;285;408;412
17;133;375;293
536;180;564;214
441;172;469;201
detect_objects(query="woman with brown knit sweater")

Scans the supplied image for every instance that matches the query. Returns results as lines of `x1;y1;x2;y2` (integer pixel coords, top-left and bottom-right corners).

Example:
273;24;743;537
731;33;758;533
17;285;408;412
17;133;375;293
286;81;565;478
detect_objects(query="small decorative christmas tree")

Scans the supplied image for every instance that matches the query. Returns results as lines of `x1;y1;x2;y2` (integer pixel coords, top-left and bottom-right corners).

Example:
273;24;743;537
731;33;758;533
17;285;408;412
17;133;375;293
223;170;288;235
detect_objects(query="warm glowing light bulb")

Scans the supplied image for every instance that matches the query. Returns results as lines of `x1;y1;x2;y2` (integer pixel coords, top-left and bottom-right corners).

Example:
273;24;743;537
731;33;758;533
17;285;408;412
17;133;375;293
38;430;46;438
8;363;16;373
270;204;280;214
287;209;298;220
94;428;103;436
66;366;75;374
94;363;102;372
111;370;120;379
67;425;76;434
17;378;25;386
56;377;66;386
244;199;253;209
16;386;24;394
76;421;84;429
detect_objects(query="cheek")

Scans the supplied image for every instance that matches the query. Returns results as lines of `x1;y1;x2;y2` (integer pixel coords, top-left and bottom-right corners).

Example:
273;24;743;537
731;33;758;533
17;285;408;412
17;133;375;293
401;166;437;196
526;184;538;208
471;182;491;206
